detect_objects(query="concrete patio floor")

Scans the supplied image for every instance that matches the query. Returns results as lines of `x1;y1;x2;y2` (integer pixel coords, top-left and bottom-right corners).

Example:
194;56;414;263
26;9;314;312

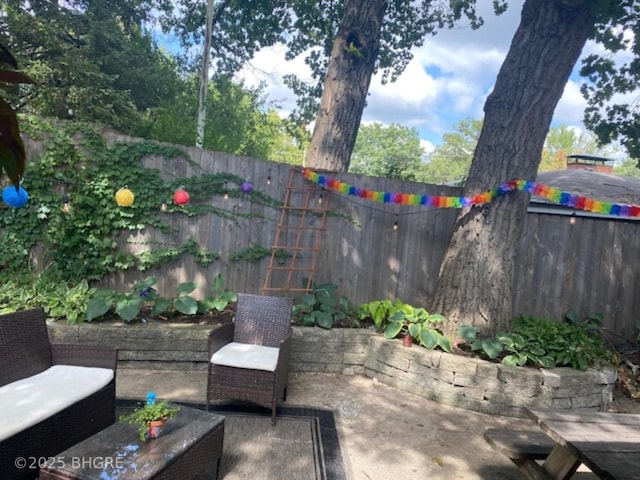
116;369;598;480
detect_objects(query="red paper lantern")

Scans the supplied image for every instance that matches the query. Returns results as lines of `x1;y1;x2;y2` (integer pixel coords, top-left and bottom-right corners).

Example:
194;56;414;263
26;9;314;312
173;189;190;205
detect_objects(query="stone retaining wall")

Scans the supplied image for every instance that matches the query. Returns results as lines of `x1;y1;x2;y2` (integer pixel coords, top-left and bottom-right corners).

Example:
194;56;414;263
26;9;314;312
48;321;211;371
47;323;616;418
364;335;616;417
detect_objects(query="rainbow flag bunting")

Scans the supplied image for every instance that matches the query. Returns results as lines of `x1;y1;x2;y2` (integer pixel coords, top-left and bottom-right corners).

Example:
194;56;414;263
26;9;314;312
302;168;640;218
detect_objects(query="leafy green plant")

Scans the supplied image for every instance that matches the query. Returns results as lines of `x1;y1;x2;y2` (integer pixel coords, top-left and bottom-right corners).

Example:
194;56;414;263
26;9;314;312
120;400;179;441
358;299;452;351
87;275;236;323
457;325;504;360
0;274;96;324
41;280;97;325
458;314;616;371
153;281;200;316
86;277;158;323
292;280;355;329
381;301;451;351
197;273;237;314
358;299;395;330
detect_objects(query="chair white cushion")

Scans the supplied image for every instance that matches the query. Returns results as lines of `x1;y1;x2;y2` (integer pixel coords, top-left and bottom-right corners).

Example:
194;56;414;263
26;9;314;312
211;342;280;372
0;364;114;442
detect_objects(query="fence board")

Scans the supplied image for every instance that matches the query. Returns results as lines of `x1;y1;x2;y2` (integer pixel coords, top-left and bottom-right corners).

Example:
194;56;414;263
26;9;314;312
17;134;640;340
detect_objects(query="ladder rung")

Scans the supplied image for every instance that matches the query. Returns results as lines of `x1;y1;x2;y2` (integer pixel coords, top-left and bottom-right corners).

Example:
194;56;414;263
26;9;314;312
274;226;325;231
261;168;329;295
268;266;317;272
262;287;313;292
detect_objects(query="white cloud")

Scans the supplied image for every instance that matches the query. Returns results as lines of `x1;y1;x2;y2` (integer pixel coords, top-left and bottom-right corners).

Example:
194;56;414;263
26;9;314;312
553;80;588;126
235;0;636;150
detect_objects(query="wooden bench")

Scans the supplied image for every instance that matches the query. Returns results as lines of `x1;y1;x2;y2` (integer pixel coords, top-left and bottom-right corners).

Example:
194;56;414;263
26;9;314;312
484;428;557;480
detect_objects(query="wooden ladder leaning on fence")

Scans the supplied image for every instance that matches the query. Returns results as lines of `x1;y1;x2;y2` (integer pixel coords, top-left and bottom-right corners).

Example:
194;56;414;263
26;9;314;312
261;167;330;296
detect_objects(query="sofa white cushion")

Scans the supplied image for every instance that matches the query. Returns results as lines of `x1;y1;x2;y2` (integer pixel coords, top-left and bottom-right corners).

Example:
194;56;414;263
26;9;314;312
0;364;114;442
211;342;280;371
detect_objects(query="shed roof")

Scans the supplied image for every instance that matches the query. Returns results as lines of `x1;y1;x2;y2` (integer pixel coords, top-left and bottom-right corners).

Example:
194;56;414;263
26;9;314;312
534;169;640;205
531;169;640;220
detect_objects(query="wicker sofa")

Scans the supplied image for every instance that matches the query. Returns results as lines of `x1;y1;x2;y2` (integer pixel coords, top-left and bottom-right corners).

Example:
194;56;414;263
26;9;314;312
0;307;117;480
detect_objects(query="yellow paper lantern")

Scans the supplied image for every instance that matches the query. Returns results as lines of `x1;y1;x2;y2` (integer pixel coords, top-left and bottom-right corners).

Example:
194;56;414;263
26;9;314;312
115;187;135;207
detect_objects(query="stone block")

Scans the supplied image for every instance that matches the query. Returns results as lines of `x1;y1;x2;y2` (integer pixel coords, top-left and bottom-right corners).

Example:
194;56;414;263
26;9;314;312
475;361;500;379
343;352;367;365
497;364;544;386
437;353;479;375
553;384;609;399
571;393;607;409
540;369;562;388
588;366;617;384
550;397;573;409
412;364;454;384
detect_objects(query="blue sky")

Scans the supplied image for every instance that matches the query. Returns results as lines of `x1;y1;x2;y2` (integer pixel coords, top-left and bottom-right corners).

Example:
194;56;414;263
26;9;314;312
234;1;633;155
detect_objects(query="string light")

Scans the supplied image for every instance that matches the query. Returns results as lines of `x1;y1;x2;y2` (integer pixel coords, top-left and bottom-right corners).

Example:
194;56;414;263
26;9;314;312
266;169;272;185
318;191;323;204
393;214;399;231
223;181;229;200
62;194;71;213
160;199;167;212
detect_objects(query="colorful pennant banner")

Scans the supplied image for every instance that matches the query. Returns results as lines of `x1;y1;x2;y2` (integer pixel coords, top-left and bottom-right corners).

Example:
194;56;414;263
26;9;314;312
302;168;640;218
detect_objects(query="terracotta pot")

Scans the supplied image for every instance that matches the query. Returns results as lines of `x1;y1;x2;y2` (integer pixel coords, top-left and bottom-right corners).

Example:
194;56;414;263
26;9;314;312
148;418;168;439
402;333;412;347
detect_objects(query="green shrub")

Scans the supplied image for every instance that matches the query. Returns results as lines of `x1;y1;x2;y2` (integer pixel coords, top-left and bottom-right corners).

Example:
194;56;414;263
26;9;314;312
358;299;452;352
292;280;356;329
458;314;616;371
0;274;95;324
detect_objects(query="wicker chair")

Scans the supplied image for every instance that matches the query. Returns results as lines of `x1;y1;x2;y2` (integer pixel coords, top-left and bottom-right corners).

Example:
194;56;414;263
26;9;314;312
206;293;294;424
0;307;117;480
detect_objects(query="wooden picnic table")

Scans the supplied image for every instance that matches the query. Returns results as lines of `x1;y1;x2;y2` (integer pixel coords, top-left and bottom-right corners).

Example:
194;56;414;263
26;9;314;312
525;408;640;479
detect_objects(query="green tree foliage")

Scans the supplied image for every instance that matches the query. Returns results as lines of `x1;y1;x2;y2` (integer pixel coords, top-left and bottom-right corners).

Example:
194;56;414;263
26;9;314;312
420;118;481;185
539;126;618;172
420;121;622;185
164;1;502;125
140;76;300;159
613;158;640;178
349;123;425;181
580;0;639;159
1;0;303;160
1;0;180;133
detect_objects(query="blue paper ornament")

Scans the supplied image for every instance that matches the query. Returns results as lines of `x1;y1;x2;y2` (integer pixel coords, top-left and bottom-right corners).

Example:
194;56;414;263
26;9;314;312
2;186;29;208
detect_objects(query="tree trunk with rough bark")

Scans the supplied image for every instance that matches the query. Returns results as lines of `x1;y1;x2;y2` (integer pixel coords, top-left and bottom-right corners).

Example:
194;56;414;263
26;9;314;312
306;0;388;172
432;0;597;338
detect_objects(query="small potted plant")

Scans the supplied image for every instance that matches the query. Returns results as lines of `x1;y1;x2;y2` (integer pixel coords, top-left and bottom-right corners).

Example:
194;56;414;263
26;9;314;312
121;393;180;441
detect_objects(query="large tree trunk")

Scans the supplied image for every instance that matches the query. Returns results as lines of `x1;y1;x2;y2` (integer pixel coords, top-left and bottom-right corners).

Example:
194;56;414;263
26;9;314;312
432;0;597;338
306;0;387;172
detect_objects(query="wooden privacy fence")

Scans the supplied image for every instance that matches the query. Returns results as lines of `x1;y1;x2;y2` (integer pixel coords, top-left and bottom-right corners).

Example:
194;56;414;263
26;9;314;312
23;133;640;339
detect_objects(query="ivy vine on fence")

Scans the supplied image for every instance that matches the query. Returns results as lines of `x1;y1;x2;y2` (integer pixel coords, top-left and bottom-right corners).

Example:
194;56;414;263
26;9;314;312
0;117;281;285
